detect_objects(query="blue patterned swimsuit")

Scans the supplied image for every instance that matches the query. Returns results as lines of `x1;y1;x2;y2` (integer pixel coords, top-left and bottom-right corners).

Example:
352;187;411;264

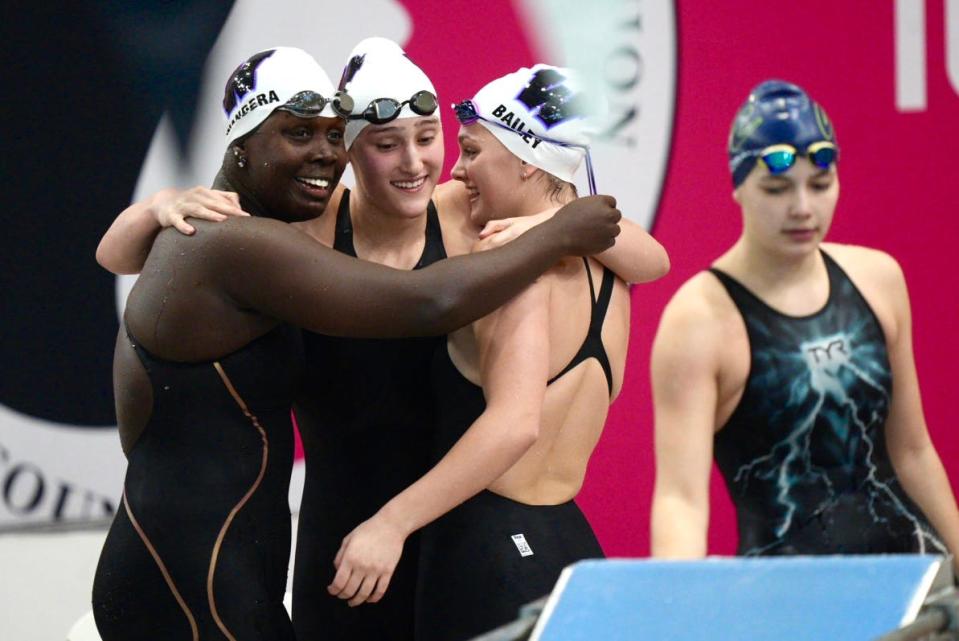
711;251;944;556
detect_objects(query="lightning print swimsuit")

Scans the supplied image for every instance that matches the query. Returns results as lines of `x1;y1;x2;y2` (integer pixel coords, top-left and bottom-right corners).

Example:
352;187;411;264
711;251;944;556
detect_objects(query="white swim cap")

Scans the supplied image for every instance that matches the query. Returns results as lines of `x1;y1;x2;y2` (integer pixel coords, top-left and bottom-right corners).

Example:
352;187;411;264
461;64;599;185
338;37;439;149
223;47;341;145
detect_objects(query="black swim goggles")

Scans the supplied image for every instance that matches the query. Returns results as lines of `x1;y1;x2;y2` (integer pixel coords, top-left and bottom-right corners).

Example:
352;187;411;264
753;141;839;175
277;90;355;119
346;90;438;125
452;99;598;195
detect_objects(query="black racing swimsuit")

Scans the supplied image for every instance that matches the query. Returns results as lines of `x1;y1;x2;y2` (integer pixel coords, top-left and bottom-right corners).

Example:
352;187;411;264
292;189;447;641
711;251;944;556
93;323;303;641
416;259;612;641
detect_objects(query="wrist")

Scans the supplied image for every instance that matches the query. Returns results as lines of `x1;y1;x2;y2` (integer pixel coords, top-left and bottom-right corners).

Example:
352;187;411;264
377;500;417;538
535;214;573;256
147;188;180;228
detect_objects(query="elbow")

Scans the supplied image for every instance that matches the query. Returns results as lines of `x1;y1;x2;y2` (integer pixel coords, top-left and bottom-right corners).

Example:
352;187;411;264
95;242;109;269
514;417;540;451
491;406;540;454
625;238;670;284
95;241;122;274
653;245;671;279
95;240;135;275
643;241;671;283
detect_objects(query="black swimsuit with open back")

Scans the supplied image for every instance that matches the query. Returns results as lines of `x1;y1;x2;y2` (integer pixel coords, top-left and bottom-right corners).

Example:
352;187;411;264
415;259;612;641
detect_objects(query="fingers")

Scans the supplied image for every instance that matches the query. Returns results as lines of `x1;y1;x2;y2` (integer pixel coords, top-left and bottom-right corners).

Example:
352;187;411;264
329;564;385;607
207;190;248;217
367;572;392;604
213;189;242;210
347;575;378;607
332;535;350;570
327;545;392;606
328;562;357;598
182;202;228;223
170;215;196;236
479;219;511;239
169;187;247;226
597;194;617;208
188;190;247;219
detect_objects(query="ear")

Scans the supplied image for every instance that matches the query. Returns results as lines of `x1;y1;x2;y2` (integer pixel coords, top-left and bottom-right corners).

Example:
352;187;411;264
731;186;742;204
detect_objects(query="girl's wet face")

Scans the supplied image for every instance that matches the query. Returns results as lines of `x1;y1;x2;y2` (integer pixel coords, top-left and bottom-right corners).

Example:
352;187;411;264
735;157;840;258
451;124;528;227
239;111;347;221
348;116;444;219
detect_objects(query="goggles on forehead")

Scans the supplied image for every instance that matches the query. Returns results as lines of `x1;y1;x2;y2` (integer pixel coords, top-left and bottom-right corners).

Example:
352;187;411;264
452;100;597;195
346;90;438;125
277;90;355;119
756;141;839;175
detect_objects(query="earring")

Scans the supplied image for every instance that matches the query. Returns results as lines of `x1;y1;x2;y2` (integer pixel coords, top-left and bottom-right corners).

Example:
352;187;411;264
233;147;247;168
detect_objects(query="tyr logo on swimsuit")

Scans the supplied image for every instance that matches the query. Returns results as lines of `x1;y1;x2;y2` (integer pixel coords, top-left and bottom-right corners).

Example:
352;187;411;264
805;338;848;366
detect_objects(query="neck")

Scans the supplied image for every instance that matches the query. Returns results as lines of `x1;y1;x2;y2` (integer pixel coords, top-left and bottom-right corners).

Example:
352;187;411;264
725;236;823;290
348;186;429;251
516;189;573;218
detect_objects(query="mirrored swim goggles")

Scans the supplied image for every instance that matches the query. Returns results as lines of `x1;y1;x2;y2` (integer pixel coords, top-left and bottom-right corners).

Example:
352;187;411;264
277;90;355;119
346;90;438;125
452;99;597;195
754;141;839;175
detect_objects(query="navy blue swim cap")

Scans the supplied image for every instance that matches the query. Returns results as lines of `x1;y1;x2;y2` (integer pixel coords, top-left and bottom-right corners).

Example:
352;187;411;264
728;80;837;187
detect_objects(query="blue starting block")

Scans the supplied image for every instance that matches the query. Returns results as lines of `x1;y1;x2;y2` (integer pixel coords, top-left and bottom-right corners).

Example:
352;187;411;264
527;556;953;641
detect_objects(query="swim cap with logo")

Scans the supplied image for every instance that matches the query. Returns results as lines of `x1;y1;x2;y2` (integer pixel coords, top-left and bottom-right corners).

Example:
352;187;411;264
223;47;341;145
466;64;598;184
728;79;837;187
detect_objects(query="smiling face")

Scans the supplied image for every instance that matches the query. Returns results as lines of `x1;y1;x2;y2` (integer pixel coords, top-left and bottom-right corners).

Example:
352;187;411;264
451;123;533;226
348;115;444;219
734;156;840;258
236;110;347;222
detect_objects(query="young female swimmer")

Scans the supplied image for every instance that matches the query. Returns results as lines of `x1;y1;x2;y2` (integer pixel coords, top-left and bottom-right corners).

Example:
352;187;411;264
649;80;959;568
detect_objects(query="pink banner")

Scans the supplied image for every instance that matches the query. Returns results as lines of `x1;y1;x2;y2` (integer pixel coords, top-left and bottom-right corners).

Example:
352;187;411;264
403;0;959;556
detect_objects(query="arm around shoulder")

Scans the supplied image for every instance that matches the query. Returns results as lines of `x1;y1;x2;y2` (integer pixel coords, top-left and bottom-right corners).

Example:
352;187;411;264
96;186;247;274
95;189;174;274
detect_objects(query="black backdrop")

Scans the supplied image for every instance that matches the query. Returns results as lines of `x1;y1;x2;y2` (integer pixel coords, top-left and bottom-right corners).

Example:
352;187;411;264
1;2;235;427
